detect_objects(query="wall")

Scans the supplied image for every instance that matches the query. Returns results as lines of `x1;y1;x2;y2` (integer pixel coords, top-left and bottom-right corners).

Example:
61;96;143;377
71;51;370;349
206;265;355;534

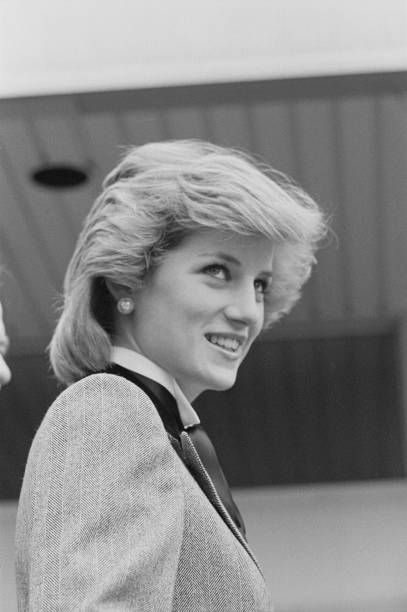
2;480;406;611
0;0;406;97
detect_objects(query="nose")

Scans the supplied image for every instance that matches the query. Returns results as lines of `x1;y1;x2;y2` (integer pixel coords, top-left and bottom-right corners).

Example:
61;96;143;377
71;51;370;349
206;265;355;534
223;284;263;329
0;356;11;387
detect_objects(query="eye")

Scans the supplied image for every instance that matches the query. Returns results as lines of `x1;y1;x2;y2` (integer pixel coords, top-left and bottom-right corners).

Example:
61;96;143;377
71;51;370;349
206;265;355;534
254;278;269;295
202;263;230;281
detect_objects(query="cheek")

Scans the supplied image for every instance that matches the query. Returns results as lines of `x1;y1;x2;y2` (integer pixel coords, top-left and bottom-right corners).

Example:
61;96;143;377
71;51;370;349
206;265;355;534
169;289;213;325
170;306;206;340
142;281;221;343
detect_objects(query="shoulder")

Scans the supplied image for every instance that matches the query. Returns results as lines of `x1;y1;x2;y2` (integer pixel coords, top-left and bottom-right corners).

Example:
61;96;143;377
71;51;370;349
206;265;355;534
42;373;167;444
23;374;177;498
53;372;154;410
56;372;147;403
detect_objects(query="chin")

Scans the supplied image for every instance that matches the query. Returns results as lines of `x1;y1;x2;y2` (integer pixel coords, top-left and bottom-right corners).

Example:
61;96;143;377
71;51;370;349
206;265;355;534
205;373;237;392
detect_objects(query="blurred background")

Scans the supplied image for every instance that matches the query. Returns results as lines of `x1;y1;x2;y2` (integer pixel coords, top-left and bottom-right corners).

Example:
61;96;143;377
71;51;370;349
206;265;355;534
1;1;407;610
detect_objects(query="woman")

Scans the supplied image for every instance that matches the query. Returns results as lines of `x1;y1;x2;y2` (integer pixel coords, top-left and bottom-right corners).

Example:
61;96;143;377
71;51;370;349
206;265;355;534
16;140;326;611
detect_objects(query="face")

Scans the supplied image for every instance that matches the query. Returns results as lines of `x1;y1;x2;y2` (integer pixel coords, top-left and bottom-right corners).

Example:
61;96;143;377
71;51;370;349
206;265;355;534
128;230;274;400
0;302;11;388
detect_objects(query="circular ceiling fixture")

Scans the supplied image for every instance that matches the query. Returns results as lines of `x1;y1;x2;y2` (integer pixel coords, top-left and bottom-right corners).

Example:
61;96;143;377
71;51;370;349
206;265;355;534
31;164;89;189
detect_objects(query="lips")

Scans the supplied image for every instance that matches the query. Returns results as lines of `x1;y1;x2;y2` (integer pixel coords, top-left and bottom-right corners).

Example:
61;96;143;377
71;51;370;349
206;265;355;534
205;333;246;354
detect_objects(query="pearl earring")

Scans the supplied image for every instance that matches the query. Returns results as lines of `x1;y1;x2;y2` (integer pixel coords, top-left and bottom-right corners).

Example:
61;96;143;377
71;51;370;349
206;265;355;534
117;297;135;315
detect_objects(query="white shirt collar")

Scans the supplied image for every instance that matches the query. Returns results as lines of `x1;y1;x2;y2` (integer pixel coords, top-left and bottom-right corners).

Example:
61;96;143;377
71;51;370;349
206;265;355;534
110;346;200;428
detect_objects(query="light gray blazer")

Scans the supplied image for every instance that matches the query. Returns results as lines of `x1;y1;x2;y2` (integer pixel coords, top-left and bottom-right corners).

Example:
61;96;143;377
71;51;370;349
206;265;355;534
15;373;273;611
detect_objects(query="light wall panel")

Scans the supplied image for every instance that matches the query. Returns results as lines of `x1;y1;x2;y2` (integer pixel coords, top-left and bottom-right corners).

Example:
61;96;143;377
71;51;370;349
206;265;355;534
251;101;296;175
80;112;127;184
121;109;168;145
204;103;254;150
336;96;382;318
163;107;207;140
379;93;407;315
294;99;347;320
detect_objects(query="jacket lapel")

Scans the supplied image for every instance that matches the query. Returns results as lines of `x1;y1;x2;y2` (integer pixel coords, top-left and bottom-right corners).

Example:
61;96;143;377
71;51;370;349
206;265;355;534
180;431;262;574
106;365;261;572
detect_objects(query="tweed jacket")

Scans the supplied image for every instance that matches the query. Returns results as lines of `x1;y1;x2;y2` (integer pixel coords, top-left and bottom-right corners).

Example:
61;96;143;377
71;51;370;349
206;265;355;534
15;373;273;611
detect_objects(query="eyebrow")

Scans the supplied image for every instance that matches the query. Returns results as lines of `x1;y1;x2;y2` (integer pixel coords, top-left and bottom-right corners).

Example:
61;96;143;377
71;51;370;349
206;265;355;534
198;252;273;277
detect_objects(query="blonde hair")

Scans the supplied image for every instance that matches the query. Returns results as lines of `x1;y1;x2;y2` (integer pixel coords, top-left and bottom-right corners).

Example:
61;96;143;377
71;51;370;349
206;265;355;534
50;140;327;385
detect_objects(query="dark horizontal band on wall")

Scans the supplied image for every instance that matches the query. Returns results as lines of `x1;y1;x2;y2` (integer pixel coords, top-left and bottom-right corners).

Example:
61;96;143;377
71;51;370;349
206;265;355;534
262;316;401;341
6;317;402;357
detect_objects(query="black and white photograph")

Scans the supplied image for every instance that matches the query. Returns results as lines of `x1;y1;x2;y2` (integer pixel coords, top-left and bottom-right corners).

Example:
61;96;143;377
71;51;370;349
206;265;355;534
0;1;406;610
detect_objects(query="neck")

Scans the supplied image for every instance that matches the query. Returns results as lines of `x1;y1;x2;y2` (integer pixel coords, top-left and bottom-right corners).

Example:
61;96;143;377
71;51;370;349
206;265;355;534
112;334;202;403
112;326;142;354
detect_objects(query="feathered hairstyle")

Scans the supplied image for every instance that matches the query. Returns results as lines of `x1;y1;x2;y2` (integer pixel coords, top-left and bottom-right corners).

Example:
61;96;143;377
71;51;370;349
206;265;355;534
49;140;327;385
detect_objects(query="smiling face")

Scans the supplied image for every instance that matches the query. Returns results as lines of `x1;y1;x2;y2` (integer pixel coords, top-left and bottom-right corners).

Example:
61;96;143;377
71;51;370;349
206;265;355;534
0;302;11;387
124;230;274;400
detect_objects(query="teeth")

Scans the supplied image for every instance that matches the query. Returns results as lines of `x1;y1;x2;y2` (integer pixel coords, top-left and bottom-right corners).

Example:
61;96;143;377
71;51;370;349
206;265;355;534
207;334;240;352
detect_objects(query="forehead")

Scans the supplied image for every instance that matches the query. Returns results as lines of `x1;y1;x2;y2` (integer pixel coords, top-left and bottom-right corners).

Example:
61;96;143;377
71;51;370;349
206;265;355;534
173;230;275;267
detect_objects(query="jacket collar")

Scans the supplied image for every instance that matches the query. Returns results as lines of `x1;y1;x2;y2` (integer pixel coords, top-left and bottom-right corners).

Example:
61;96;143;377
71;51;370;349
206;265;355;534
110;346;200;428
105;363;183;441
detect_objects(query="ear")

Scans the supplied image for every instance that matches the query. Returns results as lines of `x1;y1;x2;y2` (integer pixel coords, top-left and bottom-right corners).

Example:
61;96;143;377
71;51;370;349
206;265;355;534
104;279;133;302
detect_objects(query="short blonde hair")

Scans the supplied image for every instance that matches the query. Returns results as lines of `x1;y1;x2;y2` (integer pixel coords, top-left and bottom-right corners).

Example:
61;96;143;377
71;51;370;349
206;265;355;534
50;140;327;385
